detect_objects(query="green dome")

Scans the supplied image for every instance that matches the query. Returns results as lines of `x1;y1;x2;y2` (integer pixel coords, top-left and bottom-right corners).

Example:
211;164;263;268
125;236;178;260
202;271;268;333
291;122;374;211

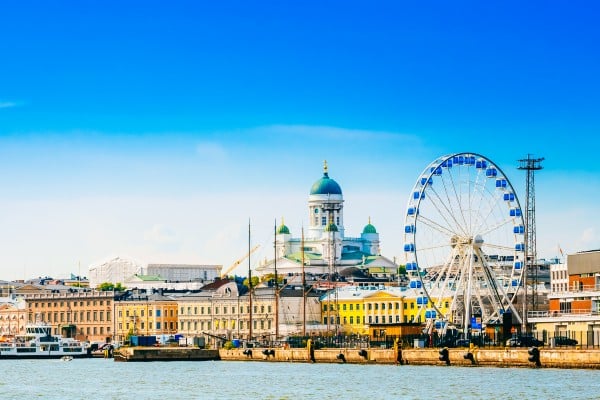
310;161;342;195
277;222;290;235
362;217;377;234
363;224;377;234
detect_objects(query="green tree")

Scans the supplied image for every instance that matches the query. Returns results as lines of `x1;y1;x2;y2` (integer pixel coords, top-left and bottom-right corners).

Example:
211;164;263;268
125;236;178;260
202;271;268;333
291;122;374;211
242;276;259;289
97;282;127;291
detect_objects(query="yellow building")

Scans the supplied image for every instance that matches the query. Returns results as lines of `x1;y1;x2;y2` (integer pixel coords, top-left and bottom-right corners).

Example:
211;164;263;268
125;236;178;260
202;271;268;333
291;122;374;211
321;285;454;336
114;290;178;343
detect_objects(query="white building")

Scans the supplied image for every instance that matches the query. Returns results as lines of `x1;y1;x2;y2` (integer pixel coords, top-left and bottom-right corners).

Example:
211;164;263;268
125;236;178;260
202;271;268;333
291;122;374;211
256;161;397;278
89;257;221;289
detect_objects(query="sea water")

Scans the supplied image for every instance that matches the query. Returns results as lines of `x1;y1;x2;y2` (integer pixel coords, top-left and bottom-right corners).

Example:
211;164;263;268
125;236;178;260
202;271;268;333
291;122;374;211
0;358;596;400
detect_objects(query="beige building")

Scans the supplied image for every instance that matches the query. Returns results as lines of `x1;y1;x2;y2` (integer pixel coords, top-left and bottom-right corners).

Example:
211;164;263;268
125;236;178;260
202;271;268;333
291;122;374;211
25;290;114;343
177;280;322;347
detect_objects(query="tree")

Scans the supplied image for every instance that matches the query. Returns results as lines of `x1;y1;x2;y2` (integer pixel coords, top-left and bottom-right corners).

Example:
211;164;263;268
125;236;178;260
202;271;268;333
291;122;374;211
97;282;127;291
242;276;259;289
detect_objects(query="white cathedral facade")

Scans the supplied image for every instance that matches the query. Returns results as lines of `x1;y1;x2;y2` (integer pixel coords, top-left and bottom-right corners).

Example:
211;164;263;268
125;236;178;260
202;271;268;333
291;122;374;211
255;162;397;279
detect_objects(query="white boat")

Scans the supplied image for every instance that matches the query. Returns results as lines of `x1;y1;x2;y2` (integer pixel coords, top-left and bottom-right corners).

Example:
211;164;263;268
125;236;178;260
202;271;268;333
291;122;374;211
0;321;91;359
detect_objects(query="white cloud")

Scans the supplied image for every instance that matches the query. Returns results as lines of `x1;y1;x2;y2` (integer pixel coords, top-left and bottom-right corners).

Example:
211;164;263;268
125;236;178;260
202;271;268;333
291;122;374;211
196;141;228;160
252;124;421;144
0;101;21;109
144;224;178;244
579;228;600;248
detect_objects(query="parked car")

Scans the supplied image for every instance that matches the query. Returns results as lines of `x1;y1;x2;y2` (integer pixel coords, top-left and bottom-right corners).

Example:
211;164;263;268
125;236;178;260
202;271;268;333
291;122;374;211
506;335;544;347
553;336;578;346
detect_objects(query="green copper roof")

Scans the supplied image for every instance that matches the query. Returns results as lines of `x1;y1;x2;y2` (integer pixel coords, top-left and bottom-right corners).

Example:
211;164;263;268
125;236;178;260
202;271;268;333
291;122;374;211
362;217;377;234
363;223;377;234
277;222;290;235
310;161;342;195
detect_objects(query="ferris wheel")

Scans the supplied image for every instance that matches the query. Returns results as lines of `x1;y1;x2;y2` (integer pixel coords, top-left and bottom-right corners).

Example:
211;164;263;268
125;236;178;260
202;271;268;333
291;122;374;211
403;152;525;334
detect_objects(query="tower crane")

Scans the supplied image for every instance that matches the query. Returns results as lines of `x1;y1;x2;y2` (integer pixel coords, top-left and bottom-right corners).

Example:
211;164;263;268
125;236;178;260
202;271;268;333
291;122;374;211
220;245;261;278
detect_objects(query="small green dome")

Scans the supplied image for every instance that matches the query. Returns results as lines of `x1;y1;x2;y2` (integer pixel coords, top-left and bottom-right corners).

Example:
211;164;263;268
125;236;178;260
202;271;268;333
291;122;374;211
310;161;342;195
277;222;290;235
363;217;377;234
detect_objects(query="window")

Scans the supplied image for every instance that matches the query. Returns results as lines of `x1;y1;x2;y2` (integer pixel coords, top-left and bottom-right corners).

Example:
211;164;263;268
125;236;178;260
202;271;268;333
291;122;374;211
107;311;111;321
223;307;227;314
156;322;161;330
349;304;353;311
100;311;104;321
322;216;326;225
215;307;219;315
156;309;161;317
141;310;145;317
350;316;354;324
343;304;347;311
119;310;123;318
268;305;272;313
194;307;197;315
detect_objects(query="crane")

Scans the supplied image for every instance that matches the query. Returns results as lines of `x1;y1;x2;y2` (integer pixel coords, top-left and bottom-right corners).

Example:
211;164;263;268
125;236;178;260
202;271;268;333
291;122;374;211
220;244;261;278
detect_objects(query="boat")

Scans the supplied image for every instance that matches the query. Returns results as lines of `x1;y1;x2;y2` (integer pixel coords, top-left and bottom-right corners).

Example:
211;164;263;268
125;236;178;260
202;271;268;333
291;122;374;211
0;321;91;359
60;355;74;361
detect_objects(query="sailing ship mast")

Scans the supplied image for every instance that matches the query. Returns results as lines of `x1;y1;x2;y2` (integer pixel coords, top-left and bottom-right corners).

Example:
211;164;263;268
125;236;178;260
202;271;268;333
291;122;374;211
274;219;279;340
302;227;306;336
248;220;253;342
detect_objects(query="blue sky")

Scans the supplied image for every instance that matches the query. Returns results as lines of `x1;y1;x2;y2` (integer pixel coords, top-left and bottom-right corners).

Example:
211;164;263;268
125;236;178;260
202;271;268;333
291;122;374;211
1;1;599;280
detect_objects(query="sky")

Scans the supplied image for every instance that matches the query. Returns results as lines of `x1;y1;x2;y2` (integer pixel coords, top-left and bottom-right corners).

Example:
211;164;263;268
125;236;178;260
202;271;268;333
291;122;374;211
1;1;599;281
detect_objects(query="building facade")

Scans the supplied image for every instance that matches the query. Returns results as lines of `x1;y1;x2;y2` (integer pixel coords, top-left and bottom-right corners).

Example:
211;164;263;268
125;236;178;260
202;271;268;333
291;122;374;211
256;161;397;278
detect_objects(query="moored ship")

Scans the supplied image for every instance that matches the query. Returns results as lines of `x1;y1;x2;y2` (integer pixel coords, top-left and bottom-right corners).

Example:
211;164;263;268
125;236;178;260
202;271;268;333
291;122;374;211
0;321;91;359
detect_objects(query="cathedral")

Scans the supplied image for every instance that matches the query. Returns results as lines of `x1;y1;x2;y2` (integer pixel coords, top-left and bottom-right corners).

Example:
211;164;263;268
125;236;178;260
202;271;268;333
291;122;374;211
255;162;398;280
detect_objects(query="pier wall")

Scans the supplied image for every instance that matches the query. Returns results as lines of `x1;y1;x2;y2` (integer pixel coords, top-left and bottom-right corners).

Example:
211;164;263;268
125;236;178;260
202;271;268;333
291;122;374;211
219;347;600;369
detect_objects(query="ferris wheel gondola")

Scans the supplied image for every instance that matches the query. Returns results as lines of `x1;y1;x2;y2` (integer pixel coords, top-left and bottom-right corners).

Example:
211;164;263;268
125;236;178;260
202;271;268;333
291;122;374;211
403;152;524;335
